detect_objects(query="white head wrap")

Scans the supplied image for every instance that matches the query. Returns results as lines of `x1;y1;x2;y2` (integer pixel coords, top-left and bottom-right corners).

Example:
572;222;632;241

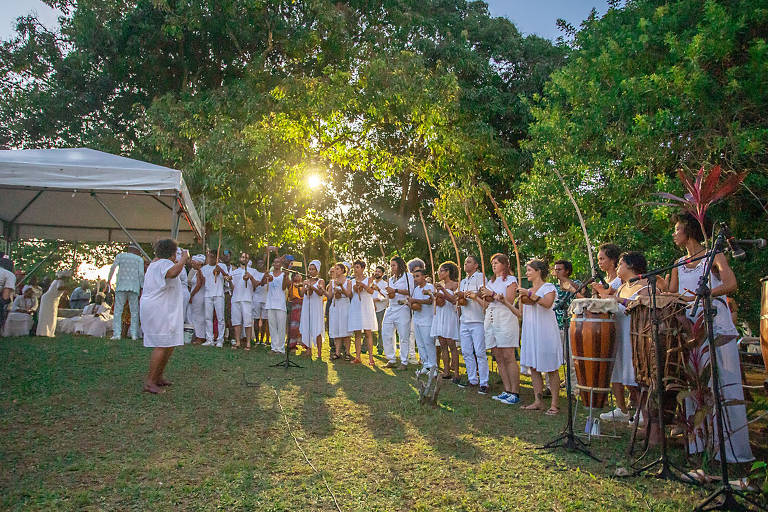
192;254;206;263
309;259;321;272
22;285;32;294
342;261;351;273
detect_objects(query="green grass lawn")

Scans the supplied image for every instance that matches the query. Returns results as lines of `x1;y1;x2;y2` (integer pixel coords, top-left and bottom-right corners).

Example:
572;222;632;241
0;335;728;511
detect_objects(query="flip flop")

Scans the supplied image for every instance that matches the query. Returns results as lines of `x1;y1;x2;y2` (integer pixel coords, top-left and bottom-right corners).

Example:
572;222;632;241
545;407;560;416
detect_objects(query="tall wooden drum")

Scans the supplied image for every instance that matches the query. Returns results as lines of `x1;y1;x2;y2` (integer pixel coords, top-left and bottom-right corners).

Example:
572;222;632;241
569;298;619;409
760;277;768;373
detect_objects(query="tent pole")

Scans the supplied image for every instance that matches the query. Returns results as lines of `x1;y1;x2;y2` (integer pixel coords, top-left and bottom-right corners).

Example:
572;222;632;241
171;193;181;239
91;193;151;261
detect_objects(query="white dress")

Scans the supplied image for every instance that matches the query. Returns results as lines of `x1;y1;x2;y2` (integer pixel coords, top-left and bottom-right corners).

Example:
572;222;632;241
300;280;325;347
678;257;753;463
348;277;378;331
484;275;520;349
430;287;460;340
328;279;351;338
36;280;67;337
140;259;184;348
612;286;641;386
3;296;36;336
520;282;562;373
186;269;206;338
73;304;112;337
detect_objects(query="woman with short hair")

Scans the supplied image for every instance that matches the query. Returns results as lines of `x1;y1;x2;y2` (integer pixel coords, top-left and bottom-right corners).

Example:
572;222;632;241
140;239;188;394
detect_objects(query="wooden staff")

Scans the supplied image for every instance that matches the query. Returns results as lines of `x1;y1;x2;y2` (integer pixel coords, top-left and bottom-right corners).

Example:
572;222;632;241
418;209;436;282
367;216;386;262
481;182;522;285
463;197;486;285
434;201;461;283
214;213;223;283
552;166;595;271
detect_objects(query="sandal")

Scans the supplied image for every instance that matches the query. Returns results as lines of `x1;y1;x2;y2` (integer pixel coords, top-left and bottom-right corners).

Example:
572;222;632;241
343;354;353;362
545;407;560;416
330;353;340;360
369;358;376;367
351;357;362;364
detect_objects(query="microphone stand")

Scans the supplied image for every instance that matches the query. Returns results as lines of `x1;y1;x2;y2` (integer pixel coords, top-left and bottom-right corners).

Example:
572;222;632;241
540;274;600;461
270;269;302;369
686;227;766;511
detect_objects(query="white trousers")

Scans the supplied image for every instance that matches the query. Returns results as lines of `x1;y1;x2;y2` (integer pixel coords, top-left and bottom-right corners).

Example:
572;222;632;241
113;290;139;338
460;321;488;386
414;323;436;370
382;307;412;364
204;296;225;342
267;308;287;353
187;291;205;338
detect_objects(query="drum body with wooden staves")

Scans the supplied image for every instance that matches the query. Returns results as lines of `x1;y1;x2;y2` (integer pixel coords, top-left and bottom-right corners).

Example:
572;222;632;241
569;298;618;409
626;294;690;391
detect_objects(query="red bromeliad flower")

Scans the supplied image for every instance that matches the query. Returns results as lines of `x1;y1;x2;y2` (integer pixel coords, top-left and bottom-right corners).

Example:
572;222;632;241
656;165;747;239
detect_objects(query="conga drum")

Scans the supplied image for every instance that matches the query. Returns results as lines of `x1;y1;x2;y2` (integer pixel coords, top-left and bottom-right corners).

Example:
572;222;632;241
760;277;768;373
569;298;619;408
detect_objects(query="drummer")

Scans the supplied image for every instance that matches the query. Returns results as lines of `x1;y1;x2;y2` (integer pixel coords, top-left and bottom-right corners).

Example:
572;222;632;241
600;252;644;424
591;243;622;297
668;211;752;463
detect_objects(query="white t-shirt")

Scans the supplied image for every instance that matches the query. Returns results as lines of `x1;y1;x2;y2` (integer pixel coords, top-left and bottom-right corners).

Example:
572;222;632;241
265;272;286;311
230;267;254;302
387;273;415;311
0;267;16;291
411;283;434;326
486;275;517;297
250;270;267;303
201;263;227;298
459;271;484;323
372;278;389;313
609;276;622;290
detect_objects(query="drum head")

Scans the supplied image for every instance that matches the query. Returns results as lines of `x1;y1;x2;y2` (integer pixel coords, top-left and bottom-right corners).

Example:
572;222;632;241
569;297;619;315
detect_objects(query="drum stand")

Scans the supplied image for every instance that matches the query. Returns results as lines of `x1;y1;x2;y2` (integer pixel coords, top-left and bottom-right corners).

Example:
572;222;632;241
630;273;692;483
540;277;600;461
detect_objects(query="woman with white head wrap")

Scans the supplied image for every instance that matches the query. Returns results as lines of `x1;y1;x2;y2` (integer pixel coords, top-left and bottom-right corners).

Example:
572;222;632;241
299;259;325;359
326;261;352;360
3;285;37;336
36;270;74;337
186;254;207;343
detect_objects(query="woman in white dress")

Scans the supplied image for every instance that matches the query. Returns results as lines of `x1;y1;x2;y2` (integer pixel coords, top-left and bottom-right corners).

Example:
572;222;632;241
478;253;520;405
3;286;37;336
517;259;562;415
140;239;188;394
600;252;645;423
430;261;460;382
327;263;352;360
72;293;113;337
669;212;753;463
300;260;326;360
347;260;378;366
187;255;206;343
36;271;73;337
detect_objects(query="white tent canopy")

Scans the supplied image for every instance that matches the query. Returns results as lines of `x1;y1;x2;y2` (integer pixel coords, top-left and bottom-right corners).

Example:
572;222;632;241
0;148;203;251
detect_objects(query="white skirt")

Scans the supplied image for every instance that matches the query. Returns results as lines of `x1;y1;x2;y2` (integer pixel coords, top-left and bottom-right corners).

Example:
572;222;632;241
3;312;33;337
484;304;519;349
430;302;459;340
348;292;377;332
329;297;351;338
611;306;637;386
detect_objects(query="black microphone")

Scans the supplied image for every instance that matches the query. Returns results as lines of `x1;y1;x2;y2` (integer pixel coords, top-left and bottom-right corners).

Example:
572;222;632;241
721;224;746;260
734;238;767;249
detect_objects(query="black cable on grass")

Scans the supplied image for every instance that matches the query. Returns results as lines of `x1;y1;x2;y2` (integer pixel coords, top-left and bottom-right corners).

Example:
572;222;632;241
271;386;342;512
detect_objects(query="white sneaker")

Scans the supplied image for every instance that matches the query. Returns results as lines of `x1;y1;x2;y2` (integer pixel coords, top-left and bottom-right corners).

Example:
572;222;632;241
215;342;223;348
629;411;645;427
110;335;120;341
201;340;214;346
599;407;631;422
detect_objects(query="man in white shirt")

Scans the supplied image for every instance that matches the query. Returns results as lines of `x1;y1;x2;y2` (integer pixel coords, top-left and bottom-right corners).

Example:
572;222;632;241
372;265;389;354
107;245;145;340
262;255;291;354
201;250;230;347
249;256;269;345
230;252;258;349
381;256;414;370
0;264;16;332
409;268;436;374
458;255;489;394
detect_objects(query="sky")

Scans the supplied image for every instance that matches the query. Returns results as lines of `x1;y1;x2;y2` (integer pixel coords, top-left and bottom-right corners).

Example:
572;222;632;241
1;0;611;42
